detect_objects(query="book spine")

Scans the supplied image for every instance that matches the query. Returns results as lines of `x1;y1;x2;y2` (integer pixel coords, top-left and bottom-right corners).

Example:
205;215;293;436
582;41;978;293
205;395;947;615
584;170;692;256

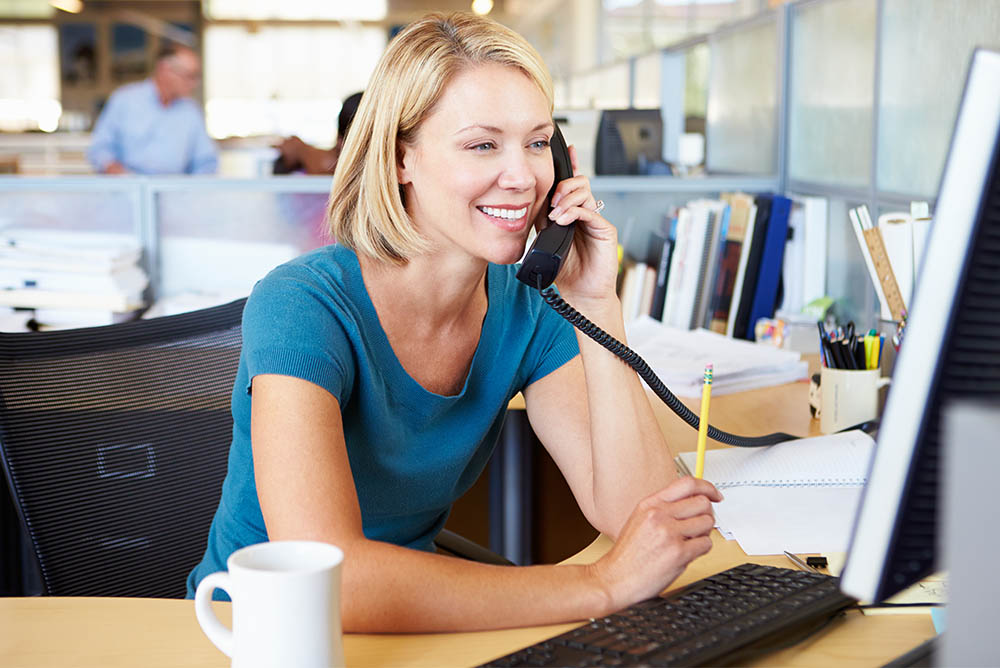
649;233;674;321
746;195;791;340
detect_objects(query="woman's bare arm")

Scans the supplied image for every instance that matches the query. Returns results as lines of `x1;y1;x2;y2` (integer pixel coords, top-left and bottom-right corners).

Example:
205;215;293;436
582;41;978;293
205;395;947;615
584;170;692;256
251;373;718;633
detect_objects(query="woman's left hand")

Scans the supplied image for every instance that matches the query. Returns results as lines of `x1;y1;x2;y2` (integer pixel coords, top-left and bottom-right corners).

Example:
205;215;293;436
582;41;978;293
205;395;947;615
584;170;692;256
545;145;619;304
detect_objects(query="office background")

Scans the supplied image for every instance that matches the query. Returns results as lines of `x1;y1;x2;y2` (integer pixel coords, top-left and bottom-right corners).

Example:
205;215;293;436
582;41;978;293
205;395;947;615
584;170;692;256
1;0;999;564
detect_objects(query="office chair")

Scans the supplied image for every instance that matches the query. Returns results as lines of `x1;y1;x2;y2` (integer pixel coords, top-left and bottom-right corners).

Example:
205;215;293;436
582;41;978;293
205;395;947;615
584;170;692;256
0;299;246;598
0;298;508;598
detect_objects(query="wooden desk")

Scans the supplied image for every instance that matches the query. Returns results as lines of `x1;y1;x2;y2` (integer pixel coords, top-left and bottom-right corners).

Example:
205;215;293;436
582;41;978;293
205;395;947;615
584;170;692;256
0;536;935;667
0;373;936;667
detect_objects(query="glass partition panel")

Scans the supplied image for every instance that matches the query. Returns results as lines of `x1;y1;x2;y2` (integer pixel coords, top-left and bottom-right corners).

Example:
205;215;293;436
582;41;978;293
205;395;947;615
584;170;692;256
788;0;876;188
0;182;137;236
706;18;778;175
153;179;330;298
878;0;1000;197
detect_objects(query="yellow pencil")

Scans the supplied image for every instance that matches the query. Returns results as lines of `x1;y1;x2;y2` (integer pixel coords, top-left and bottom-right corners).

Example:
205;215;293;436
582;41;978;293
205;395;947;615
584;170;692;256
695;363;713;479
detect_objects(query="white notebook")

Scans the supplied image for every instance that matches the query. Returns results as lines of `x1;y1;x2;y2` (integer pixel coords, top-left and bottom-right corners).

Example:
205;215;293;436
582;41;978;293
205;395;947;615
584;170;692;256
675;430;875;489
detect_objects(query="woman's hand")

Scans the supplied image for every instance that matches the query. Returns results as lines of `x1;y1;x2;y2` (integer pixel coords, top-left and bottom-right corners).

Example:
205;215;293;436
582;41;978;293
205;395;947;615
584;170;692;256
587;477;723;613
546;145;619;304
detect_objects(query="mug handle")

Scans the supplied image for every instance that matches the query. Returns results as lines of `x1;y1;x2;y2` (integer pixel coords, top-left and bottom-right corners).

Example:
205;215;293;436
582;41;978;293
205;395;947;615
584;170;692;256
195;572;234;657
878;377;892;389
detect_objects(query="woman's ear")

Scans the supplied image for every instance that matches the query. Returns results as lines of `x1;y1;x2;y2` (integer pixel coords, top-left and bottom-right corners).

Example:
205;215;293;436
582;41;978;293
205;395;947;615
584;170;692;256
396;142;415;186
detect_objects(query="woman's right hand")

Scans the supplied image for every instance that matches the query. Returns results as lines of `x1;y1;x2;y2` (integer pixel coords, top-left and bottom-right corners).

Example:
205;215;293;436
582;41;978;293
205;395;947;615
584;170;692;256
588;477;723;613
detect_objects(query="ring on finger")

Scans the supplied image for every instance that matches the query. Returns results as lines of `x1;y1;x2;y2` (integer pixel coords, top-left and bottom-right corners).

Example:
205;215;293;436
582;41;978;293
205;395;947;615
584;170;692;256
594;199;605;214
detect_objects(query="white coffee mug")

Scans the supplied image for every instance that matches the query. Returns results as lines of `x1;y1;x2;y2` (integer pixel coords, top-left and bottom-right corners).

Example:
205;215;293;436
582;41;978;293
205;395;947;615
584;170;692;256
195;540;345;668
819;367;891;434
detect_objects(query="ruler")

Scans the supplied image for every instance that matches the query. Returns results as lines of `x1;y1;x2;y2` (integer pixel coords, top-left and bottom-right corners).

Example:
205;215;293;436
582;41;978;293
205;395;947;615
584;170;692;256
862;227;907;320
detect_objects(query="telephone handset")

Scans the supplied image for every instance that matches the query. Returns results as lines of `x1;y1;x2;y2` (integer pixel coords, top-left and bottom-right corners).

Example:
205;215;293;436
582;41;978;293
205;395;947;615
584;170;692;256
515;122;796;448
515;124;575;291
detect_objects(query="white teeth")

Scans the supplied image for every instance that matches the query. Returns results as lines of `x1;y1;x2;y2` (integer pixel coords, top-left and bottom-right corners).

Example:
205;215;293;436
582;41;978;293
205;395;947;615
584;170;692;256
480;206;528;220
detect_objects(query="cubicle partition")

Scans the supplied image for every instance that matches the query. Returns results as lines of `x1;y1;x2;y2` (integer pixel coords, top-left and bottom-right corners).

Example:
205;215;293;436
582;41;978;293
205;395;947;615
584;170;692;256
0;176;332;307
0;174;779;312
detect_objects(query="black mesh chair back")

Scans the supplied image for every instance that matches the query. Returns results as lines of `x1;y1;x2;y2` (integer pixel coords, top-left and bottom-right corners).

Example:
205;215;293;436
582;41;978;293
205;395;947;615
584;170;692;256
0;299;245;598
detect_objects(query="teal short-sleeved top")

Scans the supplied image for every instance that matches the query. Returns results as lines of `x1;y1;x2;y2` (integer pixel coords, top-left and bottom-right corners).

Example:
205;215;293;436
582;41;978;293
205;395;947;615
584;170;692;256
186;244;579;597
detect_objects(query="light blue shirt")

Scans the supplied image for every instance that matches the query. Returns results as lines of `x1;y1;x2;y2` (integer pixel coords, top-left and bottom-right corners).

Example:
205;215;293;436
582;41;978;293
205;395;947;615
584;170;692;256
87;79;218;175
186;244;579;598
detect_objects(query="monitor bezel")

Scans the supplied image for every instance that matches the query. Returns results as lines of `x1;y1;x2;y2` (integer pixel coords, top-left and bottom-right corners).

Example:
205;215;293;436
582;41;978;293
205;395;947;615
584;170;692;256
839;48;1000;602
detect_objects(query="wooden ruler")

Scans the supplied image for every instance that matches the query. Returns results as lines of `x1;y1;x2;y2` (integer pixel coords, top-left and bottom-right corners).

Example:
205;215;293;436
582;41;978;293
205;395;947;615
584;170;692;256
862;227;907;320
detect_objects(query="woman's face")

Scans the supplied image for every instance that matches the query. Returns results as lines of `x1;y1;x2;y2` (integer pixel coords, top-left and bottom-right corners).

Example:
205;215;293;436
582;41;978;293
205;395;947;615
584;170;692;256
397;63;554;265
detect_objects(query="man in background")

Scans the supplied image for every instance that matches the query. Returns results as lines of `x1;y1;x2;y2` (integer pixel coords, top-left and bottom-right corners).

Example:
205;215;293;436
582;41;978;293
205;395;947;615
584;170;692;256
88;44;218;175
273;91;362;175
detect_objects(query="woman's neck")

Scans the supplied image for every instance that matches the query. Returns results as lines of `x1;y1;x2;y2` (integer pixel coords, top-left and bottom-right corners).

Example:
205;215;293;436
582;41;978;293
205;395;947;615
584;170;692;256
358;251;488;330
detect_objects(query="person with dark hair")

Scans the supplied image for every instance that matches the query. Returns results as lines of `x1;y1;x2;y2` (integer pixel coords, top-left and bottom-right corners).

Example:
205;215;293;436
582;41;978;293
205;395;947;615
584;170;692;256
87;44;218;175
273;91;363;175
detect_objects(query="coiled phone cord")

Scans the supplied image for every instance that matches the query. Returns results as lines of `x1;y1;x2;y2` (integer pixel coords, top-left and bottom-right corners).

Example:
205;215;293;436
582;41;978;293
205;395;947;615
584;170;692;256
539;286;797;448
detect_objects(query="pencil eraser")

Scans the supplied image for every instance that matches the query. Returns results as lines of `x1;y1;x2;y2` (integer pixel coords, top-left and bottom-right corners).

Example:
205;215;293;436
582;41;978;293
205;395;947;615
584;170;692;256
806;556;828;568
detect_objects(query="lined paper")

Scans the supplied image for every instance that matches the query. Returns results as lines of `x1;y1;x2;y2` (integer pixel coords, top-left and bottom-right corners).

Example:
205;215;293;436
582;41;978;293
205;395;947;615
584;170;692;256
676;430;874;489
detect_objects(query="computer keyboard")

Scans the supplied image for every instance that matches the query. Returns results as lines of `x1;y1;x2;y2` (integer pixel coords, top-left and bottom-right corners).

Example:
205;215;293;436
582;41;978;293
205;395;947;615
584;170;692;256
482;563;856;667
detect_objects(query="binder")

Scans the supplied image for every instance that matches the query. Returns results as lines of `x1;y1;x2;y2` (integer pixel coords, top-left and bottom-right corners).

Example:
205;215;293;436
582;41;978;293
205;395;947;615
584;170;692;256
732;195;772;340
745;195;791;340
726;195;759;338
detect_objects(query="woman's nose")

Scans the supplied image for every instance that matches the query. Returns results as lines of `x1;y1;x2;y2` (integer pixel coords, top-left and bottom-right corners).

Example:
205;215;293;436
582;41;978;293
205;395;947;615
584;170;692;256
496;151;536;191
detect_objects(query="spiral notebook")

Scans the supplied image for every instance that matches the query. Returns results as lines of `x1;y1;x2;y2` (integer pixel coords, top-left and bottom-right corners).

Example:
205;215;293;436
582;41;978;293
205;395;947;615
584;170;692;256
675;430;875;489
675;431;875;555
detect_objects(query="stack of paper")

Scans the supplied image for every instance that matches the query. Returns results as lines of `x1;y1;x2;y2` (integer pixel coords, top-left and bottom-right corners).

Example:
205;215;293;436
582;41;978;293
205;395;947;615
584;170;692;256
675;431;875;555
0;228;148;328
625;316;808;397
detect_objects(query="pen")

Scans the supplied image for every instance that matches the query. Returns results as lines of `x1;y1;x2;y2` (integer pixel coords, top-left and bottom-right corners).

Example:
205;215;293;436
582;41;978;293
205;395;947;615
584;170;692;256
783;551;819;573
694;364;713;479
817;322;832;367
840;340;858;369
853;338;866;369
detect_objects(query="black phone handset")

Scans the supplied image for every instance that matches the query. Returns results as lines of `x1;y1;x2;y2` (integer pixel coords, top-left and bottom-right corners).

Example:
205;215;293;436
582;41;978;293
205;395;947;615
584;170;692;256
516;125;577;291
517;124;795;448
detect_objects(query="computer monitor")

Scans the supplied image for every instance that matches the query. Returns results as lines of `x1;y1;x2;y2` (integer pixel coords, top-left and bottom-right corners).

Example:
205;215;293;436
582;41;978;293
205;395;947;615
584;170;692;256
594;109;666;175
839;48;1000;603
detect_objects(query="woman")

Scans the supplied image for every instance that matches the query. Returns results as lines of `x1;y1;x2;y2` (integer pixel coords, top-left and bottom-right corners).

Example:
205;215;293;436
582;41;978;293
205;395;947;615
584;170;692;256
187;12;721;632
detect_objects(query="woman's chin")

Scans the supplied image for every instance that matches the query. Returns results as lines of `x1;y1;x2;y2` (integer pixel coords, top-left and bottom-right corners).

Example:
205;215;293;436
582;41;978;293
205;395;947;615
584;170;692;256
491;242;530;266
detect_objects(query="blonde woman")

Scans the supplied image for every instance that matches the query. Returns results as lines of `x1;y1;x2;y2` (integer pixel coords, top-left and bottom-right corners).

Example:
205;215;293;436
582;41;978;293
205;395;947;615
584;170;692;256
187;12;721;632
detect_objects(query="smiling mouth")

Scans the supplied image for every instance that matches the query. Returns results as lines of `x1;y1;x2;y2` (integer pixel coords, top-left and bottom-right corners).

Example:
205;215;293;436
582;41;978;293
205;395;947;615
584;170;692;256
477;205;529;222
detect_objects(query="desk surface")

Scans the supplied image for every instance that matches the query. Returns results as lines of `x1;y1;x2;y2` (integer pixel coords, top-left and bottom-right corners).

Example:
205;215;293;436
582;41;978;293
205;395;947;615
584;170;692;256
1;373;936;667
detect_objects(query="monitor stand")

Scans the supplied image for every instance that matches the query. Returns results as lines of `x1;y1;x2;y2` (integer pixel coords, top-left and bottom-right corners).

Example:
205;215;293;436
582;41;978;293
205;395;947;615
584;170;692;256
941;401;1000;666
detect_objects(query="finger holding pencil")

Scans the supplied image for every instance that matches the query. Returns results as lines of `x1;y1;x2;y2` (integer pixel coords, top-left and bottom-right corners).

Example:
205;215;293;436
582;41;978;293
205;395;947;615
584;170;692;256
695;363;713;479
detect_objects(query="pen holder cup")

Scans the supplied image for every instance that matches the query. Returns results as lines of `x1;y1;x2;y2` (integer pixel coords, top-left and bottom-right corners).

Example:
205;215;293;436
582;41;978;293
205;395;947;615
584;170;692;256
817;367;890;434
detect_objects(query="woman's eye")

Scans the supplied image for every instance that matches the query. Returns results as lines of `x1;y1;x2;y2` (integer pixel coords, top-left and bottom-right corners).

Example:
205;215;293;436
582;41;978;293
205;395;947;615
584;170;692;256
472;142;495;152
530;139;550;150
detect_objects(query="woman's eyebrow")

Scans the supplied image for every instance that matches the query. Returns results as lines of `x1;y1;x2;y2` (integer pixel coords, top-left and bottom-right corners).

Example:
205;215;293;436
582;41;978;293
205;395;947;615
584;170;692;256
454;121;555;135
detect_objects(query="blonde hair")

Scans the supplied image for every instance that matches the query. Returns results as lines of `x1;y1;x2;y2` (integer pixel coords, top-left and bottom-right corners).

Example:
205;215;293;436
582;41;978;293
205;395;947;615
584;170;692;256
327;12;554;264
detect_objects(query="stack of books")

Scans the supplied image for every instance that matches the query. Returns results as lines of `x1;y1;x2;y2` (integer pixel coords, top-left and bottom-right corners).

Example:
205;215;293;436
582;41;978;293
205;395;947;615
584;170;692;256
0;228;148;329
619;192;805;341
